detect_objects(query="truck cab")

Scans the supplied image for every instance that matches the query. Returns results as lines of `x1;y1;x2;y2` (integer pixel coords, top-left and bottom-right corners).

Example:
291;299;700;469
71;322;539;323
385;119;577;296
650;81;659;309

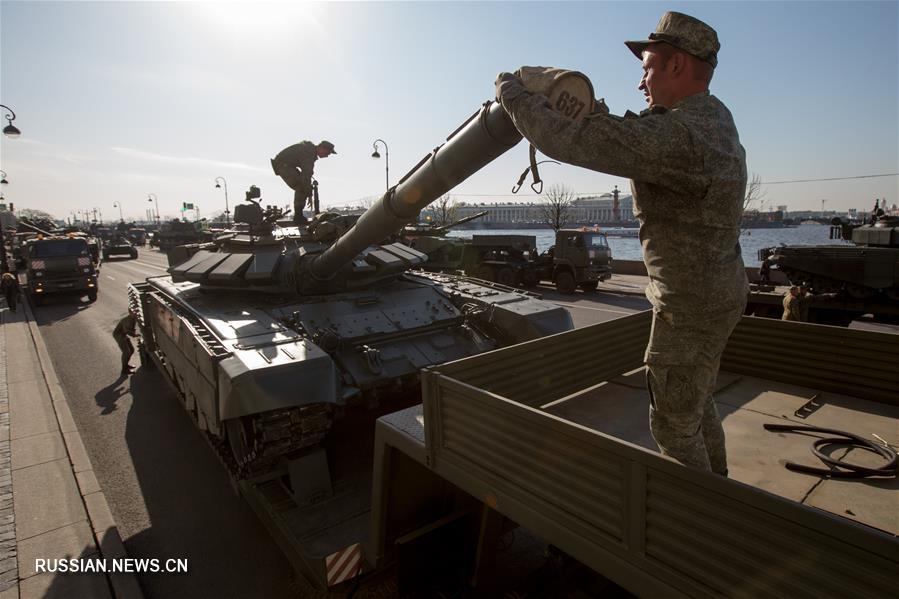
24;236;99;306
539;229;612;293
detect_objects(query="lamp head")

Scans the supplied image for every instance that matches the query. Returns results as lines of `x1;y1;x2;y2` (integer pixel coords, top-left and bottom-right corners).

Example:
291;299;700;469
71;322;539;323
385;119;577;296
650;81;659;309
371;150;381;159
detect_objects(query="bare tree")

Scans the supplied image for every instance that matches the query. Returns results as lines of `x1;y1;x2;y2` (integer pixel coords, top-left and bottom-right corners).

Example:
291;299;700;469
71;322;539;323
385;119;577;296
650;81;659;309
540;183;574;232
745;172;766;209
741;173;767;232
423;194;457;226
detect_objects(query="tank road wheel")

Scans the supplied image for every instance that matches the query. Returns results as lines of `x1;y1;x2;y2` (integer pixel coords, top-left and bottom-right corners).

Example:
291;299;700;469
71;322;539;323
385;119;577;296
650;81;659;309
226;417;257;469
555;271;576;294
496;266;515;287
579;281;598;293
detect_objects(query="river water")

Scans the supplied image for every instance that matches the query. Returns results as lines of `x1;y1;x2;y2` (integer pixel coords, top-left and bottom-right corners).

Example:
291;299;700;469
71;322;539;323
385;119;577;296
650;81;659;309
448;224;846;266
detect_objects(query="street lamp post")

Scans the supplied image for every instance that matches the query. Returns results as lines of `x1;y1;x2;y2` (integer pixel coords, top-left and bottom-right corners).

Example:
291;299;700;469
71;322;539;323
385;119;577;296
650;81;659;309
148;193;159;225
371;139;389;191
214;177;230;224
0;105;21;138
113;202;124;222
0;171;8;274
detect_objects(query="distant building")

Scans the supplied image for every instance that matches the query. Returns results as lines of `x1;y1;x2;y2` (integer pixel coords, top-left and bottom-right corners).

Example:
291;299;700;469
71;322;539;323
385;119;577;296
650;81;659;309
455;191;637;226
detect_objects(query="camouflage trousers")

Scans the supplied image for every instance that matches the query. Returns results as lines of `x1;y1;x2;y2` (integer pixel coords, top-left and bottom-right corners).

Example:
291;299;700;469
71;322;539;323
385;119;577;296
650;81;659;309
645;303;745;475
114;334;134;372
272;163;312;222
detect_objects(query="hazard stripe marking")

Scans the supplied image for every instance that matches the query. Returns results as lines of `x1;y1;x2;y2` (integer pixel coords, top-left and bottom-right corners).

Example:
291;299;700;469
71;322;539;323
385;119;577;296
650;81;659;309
326;542;362;586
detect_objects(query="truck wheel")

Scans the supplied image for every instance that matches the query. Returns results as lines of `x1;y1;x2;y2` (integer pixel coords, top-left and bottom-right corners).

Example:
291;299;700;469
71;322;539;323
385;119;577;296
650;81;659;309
555;271;576;294
496;267;515;286
102;251;109;261
32;294;44;307
88;290;98;302
522;271;539;287
579;281;598;293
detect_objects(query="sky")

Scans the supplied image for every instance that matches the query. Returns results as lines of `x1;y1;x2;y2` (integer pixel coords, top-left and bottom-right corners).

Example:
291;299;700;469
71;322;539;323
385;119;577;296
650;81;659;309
0;0;897;222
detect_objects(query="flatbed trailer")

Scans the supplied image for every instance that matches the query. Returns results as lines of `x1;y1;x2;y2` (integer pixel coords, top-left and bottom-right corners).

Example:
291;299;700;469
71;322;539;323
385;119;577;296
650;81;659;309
370;312;898;597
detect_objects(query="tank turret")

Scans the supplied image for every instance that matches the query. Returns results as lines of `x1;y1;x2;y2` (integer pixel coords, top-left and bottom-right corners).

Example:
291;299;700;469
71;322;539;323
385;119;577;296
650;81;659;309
132;100;574;477
760;211;899;300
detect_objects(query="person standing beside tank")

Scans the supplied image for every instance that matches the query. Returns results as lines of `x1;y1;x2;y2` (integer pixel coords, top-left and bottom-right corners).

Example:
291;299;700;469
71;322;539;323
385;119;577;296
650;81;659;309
113;309;139;377
495;12;748;476
271;140;337;225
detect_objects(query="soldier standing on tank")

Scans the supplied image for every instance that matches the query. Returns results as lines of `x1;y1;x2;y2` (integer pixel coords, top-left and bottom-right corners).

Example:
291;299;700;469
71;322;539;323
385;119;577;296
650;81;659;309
113;309;139;376
271;140;337;225
496;11;748;475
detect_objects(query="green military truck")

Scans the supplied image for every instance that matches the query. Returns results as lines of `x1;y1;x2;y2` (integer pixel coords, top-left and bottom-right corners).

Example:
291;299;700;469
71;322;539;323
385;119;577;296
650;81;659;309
24;236;99;306
534;228;613;293
411;233;538;286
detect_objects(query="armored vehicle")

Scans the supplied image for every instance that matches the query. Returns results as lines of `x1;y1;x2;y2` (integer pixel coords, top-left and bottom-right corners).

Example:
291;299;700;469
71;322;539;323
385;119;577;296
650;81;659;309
759;213;899;301
102;236;138;260
150;219;213;251
24;235;98;305
534;228;613;293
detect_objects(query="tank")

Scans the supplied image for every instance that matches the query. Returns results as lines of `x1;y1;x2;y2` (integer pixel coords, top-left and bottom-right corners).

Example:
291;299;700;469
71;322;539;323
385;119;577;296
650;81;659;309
130;100;574;478
760;212;899;300
150;219;213;250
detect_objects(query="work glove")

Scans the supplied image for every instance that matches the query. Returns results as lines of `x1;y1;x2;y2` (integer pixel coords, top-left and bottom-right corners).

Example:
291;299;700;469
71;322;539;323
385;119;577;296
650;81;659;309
516;66;571;96
495;71;527;108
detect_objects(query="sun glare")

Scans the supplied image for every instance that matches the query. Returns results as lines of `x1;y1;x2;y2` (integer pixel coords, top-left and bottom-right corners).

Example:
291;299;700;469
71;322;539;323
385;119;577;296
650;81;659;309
195;2;322;37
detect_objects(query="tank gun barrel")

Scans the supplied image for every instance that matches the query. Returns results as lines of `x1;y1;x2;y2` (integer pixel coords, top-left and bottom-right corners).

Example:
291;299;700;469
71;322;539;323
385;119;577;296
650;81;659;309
437;210;489;232
310;101;521;278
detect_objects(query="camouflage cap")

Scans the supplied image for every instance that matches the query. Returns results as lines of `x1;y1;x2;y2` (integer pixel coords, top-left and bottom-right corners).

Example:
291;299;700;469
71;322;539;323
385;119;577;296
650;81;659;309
319;140;337;154
625;11;720;68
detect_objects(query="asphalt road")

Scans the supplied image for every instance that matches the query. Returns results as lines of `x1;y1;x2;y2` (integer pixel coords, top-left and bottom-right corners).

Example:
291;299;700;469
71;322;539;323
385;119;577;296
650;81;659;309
30;249;299;599
28;248;650;598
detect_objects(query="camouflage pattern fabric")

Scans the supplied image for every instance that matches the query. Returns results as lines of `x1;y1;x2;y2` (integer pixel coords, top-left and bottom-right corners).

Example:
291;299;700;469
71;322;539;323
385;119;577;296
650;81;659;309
499;85;749;314
645;306;744;474
499;75;749;473
272;141;318;216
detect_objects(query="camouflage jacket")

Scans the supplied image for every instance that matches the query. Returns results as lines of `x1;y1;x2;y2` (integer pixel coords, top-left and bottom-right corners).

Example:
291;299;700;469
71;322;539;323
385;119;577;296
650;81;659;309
502;88;749;313
273;141;318;180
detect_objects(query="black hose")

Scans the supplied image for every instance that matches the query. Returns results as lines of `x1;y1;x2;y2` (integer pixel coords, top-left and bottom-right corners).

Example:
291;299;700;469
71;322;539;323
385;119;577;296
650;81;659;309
763;423;898;478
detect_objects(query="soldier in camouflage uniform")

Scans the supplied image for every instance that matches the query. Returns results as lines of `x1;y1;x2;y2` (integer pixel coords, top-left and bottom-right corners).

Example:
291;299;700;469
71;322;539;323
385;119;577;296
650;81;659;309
271;140;337;225
496;12;748;475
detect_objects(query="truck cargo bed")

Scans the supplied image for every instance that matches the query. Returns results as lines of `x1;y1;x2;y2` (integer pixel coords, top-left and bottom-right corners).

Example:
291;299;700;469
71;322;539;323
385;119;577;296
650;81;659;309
396;311;898;598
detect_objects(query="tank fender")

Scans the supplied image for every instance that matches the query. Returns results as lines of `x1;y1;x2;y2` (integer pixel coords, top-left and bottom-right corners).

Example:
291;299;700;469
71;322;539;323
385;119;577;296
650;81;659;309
218;339;339;420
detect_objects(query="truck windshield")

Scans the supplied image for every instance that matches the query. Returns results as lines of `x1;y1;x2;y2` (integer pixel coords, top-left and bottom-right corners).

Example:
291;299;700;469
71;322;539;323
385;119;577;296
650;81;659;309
583;234;609;248
30;240;90;258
